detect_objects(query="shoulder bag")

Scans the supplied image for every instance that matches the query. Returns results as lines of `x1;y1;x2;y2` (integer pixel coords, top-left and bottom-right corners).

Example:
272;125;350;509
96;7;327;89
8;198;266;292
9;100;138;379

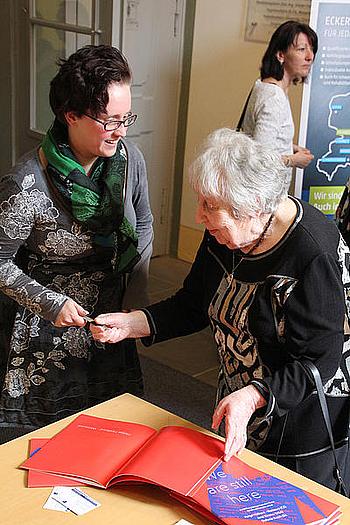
303;360;350;496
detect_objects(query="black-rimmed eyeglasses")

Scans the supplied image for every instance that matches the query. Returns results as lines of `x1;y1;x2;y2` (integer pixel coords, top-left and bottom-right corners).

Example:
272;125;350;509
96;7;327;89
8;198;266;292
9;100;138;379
83;112;138;131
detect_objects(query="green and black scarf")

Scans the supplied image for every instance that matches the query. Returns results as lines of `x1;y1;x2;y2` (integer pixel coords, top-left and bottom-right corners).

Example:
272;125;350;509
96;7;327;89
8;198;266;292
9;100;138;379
41;119;140;273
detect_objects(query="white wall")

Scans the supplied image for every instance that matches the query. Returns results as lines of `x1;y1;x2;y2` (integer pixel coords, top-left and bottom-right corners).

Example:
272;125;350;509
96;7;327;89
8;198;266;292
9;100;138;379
178;0;304;261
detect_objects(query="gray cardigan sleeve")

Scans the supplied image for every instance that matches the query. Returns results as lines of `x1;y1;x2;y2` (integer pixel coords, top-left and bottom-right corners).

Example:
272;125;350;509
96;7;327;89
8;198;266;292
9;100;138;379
122;139;154;309
0;165;68;322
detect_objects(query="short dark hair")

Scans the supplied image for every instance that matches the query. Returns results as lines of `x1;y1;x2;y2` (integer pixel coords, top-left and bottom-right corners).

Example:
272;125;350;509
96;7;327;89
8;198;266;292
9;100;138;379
49;44;131;124
260;20;318;82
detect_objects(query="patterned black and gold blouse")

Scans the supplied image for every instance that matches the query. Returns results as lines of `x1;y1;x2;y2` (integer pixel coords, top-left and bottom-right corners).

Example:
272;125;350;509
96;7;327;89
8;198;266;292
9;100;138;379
143;197;350;458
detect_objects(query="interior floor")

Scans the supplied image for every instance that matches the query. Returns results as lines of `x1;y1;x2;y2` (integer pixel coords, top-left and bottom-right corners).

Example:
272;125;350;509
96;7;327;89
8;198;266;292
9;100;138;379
139;255;219;388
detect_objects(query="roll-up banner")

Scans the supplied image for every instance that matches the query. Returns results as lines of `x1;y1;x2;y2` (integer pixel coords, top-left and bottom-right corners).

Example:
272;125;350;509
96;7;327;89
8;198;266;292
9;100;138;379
296;0;350;217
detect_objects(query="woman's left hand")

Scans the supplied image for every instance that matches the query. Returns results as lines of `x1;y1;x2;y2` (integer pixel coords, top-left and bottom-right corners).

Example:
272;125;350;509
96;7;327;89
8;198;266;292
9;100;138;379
212;385;266;461
53;298;89;327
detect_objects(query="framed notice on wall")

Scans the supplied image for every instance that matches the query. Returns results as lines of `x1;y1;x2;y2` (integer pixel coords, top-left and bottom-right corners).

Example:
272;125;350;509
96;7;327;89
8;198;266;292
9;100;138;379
245;0;311;43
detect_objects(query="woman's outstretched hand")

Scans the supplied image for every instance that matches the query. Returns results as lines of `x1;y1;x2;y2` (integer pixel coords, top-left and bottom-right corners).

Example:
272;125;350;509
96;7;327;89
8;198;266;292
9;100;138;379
212;385;266;461
89;310;151;343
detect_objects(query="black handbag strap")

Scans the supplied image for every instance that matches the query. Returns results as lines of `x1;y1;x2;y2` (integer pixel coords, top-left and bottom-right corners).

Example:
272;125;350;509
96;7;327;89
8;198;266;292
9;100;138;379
236;88;253;132
303;360;348;495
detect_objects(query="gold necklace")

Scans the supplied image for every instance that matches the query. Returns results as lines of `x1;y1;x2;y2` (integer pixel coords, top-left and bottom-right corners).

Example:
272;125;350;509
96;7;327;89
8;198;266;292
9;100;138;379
231;213;274;275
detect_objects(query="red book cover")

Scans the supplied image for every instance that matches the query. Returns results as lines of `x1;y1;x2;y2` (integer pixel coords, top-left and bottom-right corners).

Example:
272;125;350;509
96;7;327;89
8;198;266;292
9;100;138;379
27;439;86;488
21;415;157;488
21;414;222;491
20;414;342;525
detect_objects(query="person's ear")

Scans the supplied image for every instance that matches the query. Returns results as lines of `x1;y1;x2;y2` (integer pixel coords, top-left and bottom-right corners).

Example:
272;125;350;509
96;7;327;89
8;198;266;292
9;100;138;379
64;111;80;126
276;51;285;65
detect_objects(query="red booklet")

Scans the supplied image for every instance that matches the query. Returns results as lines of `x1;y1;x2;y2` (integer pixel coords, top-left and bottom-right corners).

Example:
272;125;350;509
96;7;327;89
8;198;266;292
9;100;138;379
27;439;86;488
21;414;222;492
21;414;342;525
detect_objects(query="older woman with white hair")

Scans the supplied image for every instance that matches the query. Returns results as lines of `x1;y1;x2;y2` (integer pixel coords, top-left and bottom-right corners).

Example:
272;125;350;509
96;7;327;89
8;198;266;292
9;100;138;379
90;129;350;492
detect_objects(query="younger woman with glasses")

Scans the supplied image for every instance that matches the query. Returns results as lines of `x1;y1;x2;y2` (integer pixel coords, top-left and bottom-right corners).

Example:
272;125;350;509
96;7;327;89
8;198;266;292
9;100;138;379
0;45;153;433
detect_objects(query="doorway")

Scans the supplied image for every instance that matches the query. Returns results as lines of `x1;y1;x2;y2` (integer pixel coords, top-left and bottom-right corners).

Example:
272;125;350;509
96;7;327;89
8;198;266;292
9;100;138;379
11;0;188;256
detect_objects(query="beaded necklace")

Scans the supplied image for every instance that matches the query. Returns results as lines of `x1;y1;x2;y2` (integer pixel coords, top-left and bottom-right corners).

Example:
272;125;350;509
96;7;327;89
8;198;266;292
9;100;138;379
231;213;274;275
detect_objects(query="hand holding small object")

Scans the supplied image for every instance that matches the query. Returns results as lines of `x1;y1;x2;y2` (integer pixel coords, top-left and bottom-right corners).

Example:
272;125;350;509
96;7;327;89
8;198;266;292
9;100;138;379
90;310;150;343
54;299;89;327
83;316;96;325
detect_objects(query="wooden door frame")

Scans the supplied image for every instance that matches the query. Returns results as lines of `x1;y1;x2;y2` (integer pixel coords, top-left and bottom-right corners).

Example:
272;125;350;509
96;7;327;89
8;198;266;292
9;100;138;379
170;0;196;256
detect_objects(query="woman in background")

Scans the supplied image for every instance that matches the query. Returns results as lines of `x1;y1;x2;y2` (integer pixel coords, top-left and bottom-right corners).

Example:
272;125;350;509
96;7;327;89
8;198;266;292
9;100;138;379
0;45;153;433
242;20;317;170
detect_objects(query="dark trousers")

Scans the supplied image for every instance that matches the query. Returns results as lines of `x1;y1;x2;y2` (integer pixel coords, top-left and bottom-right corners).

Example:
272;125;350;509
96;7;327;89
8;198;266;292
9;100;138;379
277;445;350;496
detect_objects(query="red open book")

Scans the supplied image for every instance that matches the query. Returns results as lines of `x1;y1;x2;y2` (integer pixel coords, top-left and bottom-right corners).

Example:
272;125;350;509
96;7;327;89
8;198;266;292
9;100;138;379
27;439;87;488
21;414;341;525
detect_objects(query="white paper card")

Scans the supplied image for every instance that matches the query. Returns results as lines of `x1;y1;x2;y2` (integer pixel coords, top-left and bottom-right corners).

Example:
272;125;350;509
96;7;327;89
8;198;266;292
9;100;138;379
49;486;101;515
43;494;70;513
